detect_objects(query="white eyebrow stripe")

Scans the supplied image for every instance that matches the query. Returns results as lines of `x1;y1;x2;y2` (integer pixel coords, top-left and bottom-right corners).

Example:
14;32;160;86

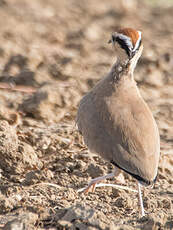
116;33;133;51
133;31;142;51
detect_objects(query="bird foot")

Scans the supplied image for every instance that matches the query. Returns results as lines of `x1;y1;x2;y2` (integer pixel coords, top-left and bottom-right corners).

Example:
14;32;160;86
83;177;102;194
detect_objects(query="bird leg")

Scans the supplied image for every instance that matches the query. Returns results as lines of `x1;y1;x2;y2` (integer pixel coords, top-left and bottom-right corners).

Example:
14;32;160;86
78;168;121;193
137;182;145;217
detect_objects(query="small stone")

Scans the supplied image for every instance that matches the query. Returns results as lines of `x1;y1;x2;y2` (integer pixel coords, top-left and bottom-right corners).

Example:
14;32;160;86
3;219;24;230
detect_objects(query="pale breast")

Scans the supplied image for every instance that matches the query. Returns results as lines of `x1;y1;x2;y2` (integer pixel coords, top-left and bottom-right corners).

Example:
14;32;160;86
76;76;160;183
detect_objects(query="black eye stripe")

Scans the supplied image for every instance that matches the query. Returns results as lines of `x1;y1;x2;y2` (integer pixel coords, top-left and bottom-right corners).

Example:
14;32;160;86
134;39;142;51
114;36;131;57
131;40;142;58
112;34;142;59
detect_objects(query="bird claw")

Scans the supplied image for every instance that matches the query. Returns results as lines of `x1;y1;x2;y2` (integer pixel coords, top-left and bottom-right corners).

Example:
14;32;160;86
77;179;100;194
84;182;97;193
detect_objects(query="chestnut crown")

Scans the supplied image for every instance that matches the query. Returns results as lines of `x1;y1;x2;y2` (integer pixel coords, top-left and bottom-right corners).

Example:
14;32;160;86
109;28;142;59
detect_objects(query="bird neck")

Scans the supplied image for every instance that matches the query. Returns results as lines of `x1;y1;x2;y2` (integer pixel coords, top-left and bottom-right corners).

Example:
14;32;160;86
111;58;134;82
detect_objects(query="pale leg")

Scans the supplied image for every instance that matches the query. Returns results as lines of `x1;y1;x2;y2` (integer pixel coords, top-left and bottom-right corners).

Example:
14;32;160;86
137;182;145;217
78;168;121;193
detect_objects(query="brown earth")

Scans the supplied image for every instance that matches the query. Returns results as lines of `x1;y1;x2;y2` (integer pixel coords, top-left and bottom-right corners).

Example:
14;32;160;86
0;0;172;229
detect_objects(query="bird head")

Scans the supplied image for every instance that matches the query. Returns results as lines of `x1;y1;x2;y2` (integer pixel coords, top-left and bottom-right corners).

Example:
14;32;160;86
109;28;143;74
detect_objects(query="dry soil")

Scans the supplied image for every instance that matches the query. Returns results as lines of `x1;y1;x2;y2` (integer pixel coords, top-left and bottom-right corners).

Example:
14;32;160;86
0;0;172;229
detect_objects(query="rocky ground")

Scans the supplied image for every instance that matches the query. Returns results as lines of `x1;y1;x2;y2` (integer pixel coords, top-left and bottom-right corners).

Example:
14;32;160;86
0;0;172;229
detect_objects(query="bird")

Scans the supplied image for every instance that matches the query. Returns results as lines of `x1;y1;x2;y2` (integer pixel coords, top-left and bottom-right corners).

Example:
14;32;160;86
76;28;160;217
